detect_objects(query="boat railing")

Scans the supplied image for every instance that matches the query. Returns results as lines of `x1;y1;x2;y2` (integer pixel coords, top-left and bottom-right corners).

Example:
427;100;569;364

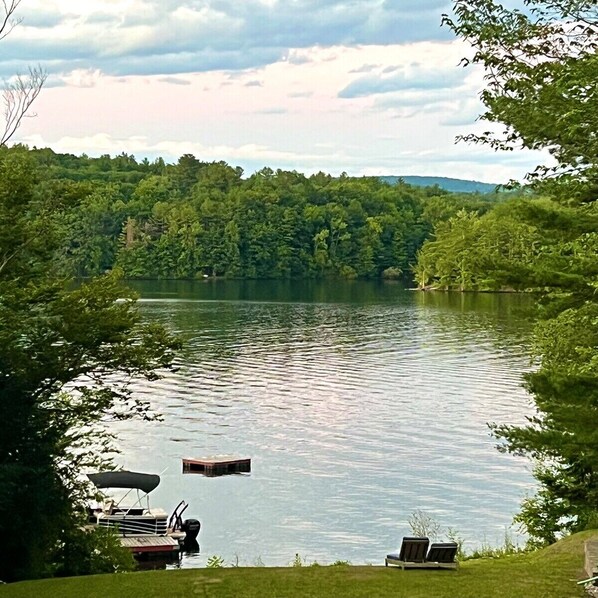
168;500;189;531
96;516;168;536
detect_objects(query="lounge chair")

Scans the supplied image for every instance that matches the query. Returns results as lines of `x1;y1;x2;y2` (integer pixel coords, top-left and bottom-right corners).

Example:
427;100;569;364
423;542;459;569
385;537;429;568
386;539;458;570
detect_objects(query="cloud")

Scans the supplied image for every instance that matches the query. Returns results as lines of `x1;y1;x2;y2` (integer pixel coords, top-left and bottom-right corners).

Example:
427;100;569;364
369;88;469;119
440;107;484;126
286;51;313;66
1;0;454;78
158;76;191;85
82;12;121;26
19;7;69;28
339;66;467;98
418;145;550;169
374;90;450;109
256;107;288;115
20;132;347;171
60;68;104;88
349;63;379;73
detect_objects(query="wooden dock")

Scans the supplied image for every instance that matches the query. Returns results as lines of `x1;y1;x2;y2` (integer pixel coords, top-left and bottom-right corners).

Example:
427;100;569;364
120;535;180;555
182;456;251;476
585;540;598;579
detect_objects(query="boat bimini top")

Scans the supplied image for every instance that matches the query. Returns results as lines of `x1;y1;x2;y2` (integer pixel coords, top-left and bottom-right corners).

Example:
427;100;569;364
87;470;161;514
88;471;160;494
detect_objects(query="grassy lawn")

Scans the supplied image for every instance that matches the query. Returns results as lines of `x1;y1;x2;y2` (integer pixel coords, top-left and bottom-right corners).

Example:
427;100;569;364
1;531;594;598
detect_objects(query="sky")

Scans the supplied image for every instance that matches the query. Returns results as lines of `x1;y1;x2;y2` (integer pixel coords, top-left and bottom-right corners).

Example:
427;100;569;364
4;0;546;183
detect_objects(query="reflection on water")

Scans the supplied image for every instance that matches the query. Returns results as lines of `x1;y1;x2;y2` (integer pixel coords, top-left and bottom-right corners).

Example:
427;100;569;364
114;280;536;567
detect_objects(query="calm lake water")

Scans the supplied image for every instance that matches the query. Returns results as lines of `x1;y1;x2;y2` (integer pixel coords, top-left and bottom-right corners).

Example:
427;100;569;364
112;280;536;567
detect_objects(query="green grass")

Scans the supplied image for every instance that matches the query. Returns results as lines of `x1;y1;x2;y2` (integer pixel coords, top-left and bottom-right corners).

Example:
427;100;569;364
2;531;595;598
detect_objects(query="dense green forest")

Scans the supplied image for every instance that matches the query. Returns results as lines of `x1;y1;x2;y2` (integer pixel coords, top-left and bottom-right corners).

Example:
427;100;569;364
414;196;598;291
11;146;503;281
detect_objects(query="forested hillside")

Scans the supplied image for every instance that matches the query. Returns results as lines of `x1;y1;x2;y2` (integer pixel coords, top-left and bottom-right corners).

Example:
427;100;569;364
380;175;499;194
18;146;502;281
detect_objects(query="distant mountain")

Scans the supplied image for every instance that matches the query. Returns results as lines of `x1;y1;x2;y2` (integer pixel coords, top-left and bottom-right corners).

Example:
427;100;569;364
380;175;500;194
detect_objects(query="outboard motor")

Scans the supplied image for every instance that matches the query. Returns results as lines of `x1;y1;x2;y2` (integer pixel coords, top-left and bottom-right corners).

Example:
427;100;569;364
182;518;201;542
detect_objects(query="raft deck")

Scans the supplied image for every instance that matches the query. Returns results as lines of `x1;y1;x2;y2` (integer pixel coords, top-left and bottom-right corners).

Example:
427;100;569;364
120;535;180;555
182;456;251;476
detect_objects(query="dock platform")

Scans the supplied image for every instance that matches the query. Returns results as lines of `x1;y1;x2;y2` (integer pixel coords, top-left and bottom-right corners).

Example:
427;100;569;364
120;535;180;555
182;456;251;476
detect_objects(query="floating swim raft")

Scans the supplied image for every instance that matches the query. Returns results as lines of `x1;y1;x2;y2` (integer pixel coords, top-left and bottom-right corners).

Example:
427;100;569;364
182;456;251;476
120;535;180;555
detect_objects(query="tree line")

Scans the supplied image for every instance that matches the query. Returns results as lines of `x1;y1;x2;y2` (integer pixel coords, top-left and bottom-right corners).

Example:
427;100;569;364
13;146;502;281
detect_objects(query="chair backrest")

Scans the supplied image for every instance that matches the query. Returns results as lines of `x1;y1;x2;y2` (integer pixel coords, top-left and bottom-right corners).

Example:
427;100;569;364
426;542;458;563
398;537;429;562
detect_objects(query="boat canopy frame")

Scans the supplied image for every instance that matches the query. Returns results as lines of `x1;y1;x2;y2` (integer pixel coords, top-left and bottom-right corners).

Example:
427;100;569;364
87;471;161;514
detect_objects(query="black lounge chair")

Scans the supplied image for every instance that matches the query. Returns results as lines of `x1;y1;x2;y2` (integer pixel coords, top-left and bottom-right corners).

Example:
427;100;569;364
426;542;459;567
386;539;458;570
385;537;429;568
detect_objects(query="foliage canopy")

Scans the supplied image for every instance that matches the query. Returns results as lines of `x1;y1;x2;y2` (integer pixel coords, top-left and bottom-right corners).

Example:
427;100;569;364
444;0;597;201
0;151;180;581
435;0;598;545
3;146;504;282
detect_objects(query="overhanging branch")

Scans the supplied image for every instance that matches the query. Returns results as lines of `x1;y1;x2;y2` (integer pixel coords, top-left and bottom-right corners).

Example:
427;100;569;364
0;0;22;41
1;65;47;146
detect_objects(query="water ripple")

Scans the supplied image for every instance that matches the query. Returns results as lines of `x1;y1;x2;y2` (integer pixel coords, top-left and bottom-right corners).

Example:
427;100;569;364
113;284;535;566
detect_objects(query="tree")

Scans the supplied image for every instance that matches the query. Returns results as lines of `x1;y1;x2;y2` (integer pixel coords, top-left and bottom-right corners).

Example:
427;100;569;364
65;184;127;277
444;0;598;545
414;200;544;291
0;152;181;581
2;66;47;145
444;0;597;200
0;2;47;145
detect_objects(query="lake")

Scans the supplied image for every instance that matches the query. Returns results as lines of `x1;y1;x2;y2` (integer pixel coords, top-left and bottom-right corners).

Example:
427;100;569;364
112;280;536;567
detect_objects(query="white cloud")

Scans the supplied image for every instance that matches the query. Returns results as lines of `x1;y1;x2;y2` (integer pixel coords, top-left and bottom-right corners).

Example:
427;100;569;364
3;0;454;78
339;67;467;98
61;68;104;88
157;76;191;85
